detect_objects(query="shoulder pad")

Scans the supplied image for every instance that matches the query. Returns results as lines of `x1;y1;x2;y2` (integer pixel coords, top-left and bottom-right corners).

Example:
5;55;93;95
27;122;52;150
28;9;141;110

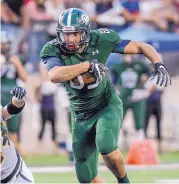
97;29;121;43
40;39;60;59
90;30;102;45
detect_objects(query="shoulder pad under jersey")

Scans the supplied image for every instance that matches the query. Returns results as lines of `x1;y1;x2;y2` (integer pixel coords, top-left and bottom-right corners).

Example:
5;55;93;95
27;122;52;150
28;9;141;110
40;39;61;59
96;29;122;43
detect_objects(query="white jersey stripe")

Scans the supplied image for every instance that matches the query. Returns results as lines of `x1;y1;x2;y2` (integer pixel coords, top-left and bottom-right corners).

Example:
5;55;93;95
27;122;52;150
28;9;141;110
67;8;73;26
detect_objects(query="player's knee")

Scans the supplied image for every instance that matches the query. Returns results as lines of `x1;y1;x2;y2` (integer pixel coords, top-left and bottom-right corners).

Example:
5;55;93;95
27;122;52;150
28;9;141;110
75;159;97;183
96;130;117;155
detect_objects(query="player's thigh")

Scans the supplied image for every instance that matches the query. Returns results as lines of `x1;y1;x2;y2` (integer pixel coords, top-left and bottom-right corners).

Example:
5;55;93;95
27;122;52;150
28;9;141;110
133;100;146;129
7;114;20;133
72;116;99;182
72;115;98;161
96;95;123;154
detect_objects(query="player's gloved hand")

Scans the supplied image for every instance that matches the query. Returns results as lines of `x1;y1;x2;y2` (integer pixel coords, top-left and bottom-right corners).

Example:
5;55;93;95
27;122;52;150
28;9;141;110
88;59;108;82
150;62;171;87
10;86;26;102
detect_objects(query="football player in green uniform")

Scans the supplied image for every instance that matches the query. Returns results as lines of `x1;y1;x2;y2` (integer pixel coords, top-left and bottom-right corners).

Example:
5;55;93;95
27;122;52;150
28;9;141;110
40;8;171;183
110;55;150;140
1;30;28;153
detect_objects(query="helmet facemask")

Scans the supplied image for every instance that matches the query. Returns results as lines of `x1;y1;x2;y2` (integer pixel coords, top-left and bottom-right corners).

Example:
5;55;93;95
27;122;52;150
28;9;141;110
57;27;90;53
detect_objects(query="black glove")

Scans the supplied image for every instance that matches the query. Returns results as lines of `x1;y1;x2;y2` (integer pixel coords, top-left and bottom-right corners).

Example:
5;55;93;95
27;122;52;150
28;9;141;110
150;62;171;87
88;59;108;82
10;86;26;101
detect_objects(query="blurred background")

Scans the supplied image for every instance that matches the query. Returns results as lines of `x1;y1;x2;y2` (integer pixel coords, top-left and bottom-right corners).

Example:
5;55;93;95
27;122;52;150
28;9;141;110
1;0;179;183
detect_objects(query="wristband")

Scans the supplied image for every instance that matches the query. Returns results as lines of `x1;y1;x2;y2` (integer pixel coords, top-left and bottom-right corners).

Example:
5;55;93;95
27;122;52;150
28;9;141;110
7;101;25;115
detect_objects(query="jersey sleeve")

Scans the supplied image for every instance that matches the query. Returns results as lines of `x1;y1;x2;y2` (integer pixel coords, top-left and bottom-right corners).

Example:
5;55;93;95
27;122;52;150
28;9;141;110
113;40;131;54
41;57;63;71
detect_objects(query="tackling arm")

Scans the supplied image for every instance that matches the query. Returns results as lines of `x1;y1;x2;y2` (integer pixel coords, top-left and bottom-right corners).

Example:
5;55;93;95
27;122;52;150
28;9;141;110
2;87;26;120
2;97;25;120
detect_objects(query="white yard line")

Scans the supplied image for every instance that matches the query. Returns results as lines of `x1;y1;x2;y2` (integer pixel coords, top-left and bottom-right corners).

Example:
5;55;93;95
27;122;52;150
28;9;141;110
30;164;179;173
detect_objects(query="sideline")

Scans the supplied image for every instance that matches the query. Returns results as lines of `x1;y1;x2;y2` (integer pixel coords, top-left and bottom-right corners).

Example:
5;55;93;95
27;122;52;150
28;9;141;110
30;164;179;173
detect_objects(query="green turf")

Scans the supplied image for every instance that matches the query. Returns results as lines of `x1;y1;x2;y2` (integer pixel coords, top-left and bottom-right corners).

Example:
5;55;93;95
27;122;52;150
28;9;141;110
159;151;179;163
33;169;179;183
23;154;68;166
24;151;179;166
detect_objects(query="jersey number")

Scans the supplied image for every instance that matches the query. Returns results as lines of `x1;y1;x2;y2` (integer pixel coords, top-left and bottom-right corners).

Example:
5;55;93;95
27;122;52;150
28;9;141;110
99;28;110;34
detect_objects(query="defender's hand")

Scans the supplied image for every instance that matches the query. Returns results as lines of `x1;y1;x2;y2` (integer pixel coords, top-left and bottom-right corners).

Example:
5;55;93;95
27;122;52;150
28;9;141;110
10;86;26;102
88;59;108;82
150;62;171;87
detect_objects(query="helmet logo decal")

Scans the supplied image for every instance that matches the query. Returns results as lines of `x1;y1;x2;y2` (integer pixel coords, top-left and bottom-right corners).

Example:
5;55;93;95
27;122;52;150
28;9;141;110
81;14;89;24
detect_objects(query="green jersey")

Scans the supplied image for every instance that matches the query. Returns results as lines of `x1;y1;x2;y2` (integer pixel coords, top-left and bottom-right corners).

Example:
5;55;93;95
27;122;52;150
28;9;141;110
40;29;125;119
1;61;18;105
111;61;149;101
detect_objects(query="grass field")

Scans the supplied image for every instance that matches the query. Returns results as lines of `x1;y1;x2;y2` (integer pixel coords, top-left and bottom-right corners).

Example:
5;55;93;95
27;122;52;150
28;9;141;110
23;151;179;183
33;169;179;183
23;151;179;166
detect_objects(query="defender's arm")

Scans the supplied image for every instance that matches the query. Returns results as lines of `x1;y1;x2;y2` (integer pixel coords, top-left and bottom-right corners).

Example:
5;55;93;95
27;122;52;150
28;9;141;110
2;87;26;120
2;97;25;120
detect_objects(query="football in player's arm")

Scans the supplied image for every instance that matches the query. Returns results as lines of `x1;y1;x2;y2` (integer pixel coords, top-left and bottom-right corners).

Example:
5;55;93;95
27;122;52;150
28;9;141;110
40;8;171;184
1;86;34;183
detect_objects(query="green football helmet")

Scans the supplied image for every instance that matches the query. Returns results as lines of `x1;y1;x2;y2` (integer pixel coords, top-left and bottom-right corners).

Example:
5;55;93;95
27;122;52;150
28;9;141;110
56;8;91;53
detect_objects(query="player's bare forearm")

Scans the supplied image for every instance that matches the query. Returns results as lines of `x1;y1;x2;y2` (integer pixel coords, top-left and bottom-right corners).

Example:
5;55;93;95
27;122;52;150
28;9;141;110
124;41;161;64
138;43;161;64
48;62;90;83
